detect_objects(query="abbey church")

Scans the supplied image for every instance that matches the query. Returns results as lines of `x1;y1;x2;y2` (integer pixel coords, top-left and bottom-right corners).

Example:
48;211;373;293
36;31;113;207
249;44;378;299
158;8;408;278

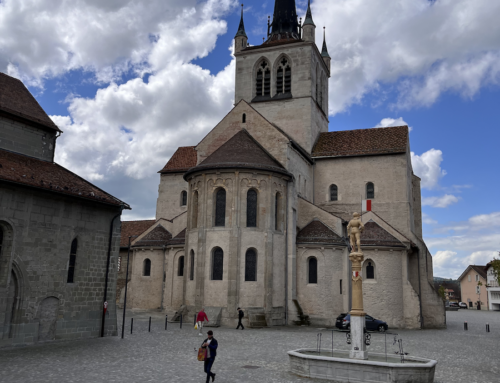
124;0;445;329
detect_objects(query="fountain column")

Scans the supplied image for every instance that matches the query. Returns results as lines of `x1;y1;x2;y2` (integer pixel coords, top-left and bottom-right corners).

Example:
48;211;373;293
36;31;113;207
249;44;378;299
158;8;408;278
347;212;367;360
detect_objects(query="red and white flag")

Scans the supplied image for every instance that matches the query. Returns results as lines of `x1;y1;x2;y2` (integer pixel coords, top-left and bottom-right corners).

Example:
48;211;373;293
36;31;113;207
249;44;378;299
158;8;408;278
362;199;372;212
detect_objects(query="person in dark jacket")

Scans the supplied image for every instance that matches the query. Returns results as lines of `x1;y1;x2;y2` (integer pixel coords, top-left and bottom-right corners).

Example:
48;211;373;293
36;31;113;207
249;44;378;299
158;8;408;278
236;307;244;330
201;330;218;382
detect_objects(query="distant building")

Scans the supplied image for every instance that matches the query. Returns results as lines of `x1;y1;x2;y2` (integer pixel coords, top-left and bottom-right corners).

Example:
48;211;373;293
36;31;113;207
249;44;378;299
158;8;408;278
0;72;129;347
458;265;488;310
433;280;461;303
485;263;500;311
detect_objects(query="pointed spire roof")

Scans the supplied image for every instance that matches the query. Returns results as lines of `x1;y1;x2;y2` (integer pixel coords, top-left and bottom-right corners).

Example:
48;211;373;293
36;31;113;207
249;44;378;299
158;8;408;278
184;129;291;179
303;0;315;27
269;0;300;38
321;27;330;58
235;4;247;38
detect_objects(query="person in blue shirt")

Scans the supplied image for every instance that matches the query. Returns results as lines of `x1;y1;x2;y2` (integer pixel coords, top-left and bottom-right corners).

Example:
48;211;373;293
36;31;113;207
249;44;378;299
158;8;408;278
201;330;218;382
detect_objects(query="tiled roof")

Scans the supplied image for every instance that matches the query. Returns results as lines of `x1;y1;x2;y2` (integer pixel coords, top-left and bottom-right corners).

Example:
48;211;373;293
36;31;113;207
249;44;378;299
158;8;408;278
159;146;197;174
361;221;405;248
120;220;156;248
0;72;61;132
243;38;302;51
297;219;344;245
133;225;172;248
312;126;408;158
0;149;129;208
167;228;186;246
185;130;291;179
458;265;488;282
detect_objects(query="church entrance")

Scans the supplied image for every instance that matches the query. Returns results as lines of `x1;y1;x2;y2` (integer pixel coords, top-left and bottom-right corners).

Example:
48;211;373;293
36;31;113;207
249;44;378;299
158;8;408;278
38;297;59;341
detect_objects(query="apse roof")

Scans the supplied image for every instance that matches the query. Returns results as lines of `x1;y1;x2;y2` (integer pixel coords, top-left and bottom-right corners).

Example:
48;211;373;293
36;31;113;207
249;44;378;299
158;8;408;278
184;129;291;179
296;219;344;245
0;72;61;132
312;126;409;158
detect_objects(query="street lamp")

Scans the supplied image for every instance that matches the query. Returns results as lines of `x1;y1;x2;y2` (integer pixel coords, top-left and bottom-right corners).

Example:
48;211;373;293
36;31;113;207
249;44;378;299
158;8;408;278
121;235;138;339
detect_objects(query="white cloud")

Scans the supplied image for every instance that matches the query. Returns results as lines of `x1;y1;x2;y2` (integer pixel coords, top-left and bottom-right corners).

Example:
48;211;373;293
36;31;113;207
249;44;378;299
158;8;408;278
411;149;447;189
469;212;500;229
433;250;458;269
373;117;412;131
422;213;437;225
422;194;459;208
312;0;500;114
463;251;498;267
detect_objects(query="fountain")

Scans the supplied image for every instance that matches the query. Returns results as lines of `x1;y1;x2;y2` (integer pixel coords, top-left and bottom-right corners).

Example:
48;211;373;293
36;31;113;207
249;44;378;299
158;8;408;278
288;213;437;382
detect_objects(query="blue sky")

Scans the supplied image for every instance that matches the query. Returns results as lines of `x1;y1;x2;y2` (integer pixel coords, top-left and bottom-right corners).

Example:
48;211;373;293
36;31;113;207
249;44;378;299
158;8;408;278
1;0;499;278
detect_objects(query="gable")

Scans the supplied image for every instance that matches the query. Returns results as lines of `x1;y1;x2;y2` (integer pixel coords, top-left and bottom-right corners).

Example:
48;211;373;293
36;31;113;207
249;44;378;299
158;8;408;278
120;220;156;247
361;221;405;248
195;100;290;168
133;225;172;247
296;219;343;245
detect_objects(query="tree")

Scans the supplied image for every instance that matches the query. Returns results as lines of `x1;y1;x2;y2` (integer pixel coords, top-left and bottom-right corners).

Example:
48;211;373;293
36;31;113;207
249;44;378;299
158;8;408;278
489;255;500;285
438;285;446;301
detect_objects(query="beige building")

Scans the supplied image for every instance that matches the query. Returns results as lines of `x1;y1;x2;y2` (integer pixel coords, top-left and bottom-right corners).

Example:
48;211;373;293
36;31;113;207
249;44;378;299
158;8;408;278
458;265;489;310
125;0;445;329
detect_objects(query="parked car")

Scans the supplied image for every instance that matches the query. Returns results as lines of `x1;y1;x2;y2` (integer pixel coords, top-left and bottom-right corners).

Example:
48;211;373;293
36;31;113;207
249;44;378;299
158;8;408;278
335;313;348;329
449;302;459;308
458;302;468;309
341;314;388;332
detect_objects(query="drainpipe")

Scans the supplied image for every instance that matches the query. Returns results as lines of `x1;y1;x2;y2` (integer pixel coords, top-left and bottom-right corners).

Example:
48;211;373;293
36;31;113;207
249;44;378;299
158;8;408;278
101;206;124;337
285;189;289;325
160;245;167;310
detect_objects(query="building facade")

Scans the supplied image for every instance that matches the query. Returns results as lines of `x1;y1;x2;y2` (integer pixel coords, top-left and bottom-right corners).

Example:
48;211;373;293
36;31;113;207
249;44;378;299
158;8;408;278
0;73;129;347
125;0;445;329
486;263;500;311
458;265;489;310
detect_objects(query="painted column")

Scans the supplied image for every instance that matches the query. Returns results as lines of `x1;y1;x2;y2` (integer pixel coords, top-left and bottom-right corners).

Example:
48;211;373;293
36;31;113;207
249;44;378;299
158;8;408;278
349;251;367;360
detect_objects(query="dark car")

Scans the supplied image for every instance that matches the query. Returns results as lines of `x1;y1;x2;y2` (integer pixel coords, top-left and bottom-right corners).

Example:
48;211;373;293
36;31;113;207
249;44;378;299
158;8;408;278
342;314;388;332
335;313;348;329
449;302;459;308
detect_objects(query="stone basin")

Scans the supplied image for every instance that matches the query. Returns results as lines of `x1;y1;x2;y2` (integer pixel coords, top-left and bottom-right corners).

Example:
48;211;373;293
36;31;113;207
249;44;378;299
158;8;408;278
288;349;437;383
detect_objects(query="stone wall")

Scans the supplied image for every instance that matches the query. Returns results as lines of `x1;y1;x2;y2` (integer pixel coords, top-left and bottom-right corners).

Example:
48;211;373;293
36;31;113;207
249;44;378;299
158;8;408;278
0;183;121;347
156;173;188;220
128;248;164;310
0;116;56;162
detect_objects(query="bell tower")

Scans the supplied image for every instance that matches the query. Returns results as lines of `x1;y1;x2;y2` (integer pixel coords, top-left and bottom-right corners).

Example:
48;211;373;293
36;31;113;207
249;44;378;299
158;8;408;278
233;0;330;153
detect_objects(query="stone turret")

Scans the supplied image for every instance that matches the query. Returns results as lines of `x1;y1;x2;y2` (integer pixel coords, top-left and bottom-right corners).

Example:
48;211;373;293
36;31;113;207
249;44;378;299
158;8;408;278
321;27;331;72
302;0;316;43
234;4;248;54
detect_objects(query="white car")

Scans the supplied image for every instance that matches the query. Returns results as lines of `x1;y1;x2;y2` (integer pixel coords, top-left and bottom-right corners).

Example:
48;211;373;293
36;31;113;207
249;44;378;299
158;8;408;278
458;302;468;309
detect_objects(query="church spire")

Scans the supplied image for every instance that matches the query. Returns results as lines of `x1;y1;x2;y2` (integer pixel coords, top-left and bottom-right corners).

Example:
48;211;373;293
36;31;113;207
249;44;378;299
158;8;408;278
235;4;247;38
321;27;330;58
303;0;315;27
269;0;300;39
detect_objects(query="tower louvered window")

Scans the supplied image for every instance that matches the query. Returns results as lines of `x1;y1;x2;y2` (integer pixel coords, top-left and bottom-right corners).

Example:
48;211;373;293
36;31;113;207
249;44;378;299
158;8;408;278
67;238;78;283
246;189;257;227
212;247;224;280
330;184;338;201
178;256;184;277
276;58;291;95
366;182;375;199
256;61;270;97
308;257;318;284
181;191;187;206
215;188;226;227
245;249;257;281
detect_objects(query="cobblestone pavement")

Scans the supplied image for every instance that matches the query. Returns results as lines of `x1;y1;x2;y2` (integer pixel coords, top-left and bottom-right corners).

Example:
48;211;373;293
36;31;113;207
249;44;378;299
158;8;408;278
0;309;498;383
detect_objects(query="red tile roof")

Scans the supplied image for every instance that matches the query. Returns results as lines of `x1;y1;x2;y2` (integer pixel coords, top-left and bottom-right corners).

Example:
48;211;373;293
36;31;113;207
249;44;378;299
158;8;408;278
0;149;129;208
361;221;405;248
312;126;409;158
0;72;61;132
159;146;197;174
296;219;344;245
133;225;172;247
120;220;156;248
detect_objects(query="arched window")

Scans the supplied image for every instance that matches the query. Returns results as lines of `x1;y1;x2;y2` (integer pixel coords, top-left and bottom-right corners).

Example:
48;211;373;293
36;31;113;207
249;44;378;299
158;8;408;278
256;60;270;97
274;192;283;231
181;191;187;206
366;261;374;279
308;257;318;284
67;238;78;283
143;259;151;276
212;247;224;280
192;191;199;229
245;249;257;282
366;182;375;199
330;184;338;201
242;113;246;123
246;189;257;227
276;57;291;94
215;188;226;227
190;250;195;281
177;256;184;276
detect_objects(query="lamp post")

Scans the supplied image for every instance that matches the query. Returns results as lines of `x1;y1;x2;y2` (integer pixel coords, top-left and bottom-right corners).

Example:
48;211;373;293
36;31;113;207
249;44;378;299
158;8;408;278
121;235;138;339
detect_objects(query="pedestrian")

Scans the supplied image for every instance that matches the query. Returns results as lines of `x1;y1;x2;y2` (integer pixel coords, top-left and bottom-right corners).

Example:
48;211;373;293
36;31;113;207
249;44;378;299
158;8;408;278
236;307;244;330
201;330;218;382
197;308;209;336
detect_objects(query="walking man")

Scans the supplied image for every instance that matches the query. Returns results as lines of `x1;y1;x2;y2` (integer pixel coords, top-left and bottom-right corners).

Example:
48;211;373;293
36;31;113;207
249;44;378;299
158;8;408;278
236;307;244;330
201;330;218;382
197;308;209;336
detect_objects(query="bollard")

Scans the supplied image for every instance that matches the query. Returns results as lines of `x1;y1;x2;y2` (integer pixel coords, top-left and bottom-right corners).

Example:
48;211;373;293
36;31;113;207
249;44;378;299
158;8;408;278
486;323;490;332
194;314;197;326
464;321;468;331
131;318;133;334
180;314;183;329
149;316;151;332
165;315;168;330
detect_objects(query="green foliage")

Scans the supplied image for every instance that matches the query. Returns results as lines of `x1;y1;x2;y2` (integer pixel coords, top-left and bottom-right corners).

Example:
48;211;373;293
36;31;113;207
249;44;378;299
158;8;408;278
490;256;500;285
438;285;446;301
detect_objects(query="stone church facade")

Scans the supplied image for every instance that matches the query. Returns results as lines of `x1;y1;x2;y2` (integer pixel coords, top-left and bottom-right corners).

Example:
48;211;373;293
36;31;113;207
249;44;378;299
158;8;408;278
126;0;445;329
0;73;129;347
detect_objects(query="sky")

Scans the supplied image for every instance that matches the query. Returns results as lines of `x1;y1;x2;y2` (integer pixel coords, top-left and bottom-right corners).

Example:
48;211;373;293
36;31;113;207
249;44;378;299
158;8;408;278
1;0;499;279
